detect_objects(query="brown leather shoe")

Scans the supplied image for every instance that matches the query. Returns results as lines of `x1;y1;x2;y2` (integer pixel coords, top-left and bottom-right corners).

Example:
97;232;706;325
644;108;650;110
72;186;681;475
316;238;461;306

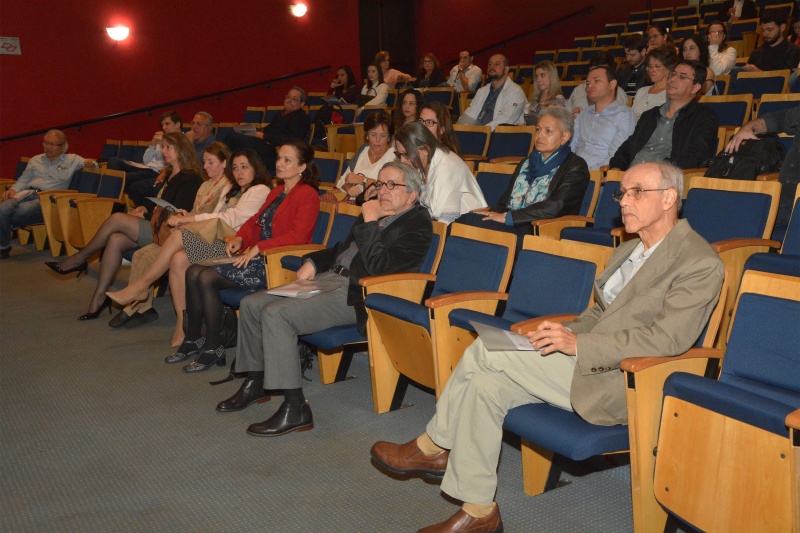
370;438;448;479
417;505;503;533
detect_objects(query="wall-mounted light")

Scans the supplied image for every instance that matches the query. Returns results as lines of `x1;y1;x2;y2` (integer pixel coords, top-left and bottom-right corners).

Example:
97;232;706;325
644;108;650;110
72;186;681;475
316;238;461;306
106;25;130;41
289;3;308;17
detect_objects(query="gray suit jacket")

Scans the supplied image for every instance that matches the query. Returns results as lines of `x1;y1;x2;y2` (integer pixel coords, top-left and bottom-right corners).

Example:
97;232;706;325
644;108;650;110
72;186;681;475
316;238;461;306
566;219;724;426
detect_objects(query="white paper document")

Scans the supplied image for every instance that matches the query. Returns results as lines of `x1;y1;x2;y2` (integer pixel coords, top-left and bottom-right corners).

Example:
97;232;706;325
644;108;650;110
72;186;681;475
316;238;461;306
469;321;535;351
266;279;339;299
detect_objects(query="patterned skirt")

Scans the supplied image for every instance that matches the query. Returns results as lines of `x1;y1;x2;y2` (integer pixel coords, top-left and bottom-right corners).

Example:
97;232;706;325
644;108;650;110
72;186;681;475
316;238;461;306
211;255;267;291
181;229;227;264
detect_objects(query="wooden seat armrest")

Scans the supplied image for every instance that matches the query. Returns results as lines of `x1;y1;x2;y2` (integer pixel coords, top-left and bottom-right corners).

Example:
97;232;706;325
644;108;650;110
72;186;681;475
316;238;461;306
38;189;77;198
359;272;436;288
531;215;593;227
462;155;485;162
610;226;636;239
71;197;120;206
712;238;781;253
620;347;724;373
489;156;524;164
511;313;580;334
785;408;800;431
599;165;610;173
756;172;779;181
682;167;708;175
360;273;434;302
261;244;325;258
52;192;96;202
425;291;508;309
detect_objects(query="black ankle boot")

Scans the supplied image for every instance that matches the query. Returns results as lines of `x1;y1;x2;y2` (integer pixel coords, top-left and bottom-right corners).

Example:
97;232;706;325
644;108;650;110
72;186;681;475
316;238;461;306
216;373;270;412
182;345;226;373
246;401;313;437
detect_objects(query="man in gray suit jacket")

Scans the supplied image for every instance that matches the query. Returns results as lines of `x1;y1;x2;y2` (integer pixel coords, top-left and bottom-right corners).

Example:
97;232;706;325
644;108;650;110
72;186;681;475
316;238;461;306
371;161;725;533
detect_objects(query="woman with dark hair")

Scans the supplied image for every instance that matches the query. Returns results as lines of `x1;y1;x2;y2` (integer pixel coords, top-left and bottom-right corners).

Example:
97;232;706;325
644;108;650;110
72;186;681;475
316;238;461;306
418;101;460;155
106;147;272;345
393;121;486;224
375;50;413;90
335;111;395;199
393;88;422;131
632;45;679;118
327;65;360;103
412;53;447;88
646;23;674;53
707;21;737;75
45;132;203;320
357;63;389;114
681;34;716;95
172;140;320;373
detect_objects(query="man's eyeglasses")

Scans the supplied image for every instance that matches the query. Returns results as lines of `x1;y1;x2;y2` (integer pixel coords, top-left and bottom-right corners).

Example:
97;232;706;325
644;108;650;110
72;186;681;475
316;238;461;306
668;71;693;82
190;121;211;127
43;142;64;147
373;180;407;191
418;118;438;127
612;187;669;202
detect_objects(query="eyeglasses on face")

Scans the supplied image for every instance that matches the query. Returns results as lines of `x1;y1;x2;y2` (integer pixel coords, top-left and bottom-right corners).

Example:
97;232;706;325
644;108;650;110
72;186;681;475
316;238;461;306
612;187;669;202
373;180;407;191
394;150;408;159
668;71;693;81
417;118;438;127
43;142;64;147
190;121;211;127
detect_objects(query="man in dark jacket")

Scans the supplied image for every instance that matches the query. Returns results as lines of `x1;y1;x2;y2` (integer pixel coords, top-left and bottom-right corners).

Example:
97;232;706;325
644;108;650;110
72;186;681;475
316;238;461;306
609;60;719;171
216;161;433;437
717;0;757;22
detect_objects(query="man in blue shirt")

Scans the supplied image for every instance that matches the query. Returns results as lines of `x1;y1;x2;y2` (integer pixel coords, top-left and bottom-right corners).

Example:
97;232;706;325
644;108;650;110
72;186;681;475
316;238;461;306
0;130;93;258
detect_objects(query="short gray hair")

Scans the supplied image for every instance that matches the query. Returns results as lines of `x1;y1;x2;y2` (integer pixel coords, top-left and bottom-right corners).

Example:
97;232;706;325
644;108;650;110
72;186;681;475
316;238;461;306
654;161;684;210
195;111;213;126
380;161;423;198
44;129;68;151
540;106;574;136
291;86;307;104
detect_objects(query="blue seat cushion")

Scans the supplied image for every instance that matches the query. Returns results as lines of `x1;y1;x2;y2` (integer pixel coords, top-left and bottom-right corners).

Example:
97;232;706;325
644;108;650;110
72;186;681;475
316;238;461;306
220;287;254;308
744;253;800;278
301;325;366;350
281;255;304;272
664;372;800;437
504;403;629;461
561;226;615;247
364;294;430;332
448;309;514;332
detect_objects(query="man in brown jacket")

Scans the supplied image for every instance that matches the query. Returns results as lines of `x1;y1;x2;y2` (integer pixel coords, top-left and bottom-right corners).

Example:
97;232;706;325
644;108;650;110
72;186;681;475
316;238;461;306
371;161;725;533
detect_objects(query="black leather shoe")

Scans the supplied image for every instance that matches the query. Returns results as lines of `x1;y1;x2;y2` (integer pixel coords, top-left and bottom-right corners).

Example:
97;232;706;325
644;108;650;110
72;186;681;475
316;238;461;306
108;310;134;328
45;260;87;276
165;338;205;364
122;308;159;328
247;401;313;437
77;296;112;321
183;345;226;373
216;378;270;412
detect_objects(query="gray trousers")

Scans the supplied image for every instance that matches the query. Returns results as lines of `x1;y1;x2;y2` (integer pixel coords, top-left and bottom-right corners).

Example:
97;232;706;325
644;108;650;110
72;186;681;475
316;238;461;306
236;272;356;390
426;338;576;505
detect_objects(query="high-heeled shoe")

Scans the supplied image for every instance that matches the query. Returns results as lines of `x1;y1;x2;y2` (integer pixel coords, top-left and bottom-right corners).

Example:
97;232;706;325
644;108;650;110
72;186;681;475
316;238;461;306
106;287;149;306
78;296;112;321
183;345;226;373
45;260;88;278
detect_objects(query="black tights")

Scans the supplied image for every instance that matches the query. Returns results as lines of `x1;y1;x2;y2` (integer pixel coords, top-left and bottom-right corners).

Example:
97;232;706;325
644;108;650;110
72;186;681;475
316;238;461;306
185;264;238;348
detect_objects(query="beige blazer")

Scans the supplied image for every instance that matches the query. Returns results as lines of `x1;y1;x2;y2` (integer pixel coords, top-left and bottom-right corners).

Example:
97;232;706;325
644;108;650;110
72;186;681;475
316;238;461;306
567;219;725;426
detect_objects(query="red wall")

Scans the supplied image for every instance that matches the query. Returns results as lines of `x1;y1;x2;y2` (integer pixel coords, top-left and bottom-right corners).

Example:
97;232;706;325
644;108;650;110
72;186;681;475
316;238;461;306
0;0;361;176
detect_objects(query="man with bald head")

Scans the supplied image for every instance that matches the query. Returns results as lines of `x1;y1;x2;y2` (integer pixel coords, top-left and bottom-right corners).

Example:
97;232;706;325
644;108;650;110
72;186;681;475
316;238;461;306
371;161;724;532
457;53;527;130
0;130;94;258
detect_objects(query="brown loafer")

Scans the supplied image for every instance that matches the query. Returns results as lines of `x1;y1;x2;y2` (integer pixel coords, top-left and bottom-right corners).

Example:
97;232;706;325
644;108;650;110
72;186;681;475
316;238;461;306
417;505;503;533
370;438;448;479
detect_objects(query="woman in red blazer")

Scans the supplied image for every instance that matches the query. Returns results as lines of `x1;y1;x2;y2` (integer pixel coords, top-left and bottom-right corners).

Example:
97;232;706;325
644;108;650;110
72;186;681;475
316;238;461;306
175;140;320;373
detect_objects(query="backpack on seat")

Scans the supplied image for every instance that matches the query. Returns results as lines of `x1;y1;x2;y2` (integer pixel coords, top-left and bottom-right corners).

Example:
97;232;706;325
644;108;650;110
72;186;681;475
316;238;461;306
707;135;785;180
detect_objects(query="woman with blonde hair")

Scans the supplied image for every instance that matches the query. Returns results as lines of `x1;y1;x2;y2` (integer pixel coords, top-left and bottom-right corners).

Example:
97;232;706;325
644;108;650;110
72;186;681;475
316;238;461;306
525;61;568;125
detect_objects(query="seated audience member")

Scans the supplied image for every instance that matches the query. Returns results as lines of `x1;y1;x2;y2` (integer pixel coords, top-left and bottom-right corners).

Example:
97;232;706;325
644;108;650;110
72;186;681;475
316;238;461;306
447;49;483;92
631;46;679;119
569;51;629;117
572;66;637;170
707;22;738;76
457;54;526;130
371;161;725;533
106;147;271;346
357;63;389;114
185;112;217;160
681;35;716;95
224;87;311;175
394;121;487;224
717;0;757;22
215;161;433;437
457;107;589;246
334;111;395;200
107;111;182;199
418;101;460;155
45;133;203;320
412;53;447;88
393;88;422;131
726;106;800;233
327;65;360;104
375;50;414;90
744;10;800;72
793;19;800;46
646;23;676;53
610;60;719;171
616;36;648;96
173;140;320;373
525;61;568;126
0;130;94;259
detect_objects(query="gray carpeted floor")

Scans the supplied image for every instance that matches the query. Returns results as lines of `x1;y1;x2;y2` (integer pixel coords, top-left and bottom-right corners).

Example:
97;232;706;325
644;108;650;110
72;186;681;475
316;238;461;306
1;245;637;532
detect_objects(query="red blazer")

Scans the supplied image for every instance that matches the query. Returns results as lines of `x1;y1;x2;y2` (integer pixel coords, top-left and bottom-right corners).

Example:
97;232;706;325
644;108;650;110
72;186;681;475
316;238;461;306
236;183;319;251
